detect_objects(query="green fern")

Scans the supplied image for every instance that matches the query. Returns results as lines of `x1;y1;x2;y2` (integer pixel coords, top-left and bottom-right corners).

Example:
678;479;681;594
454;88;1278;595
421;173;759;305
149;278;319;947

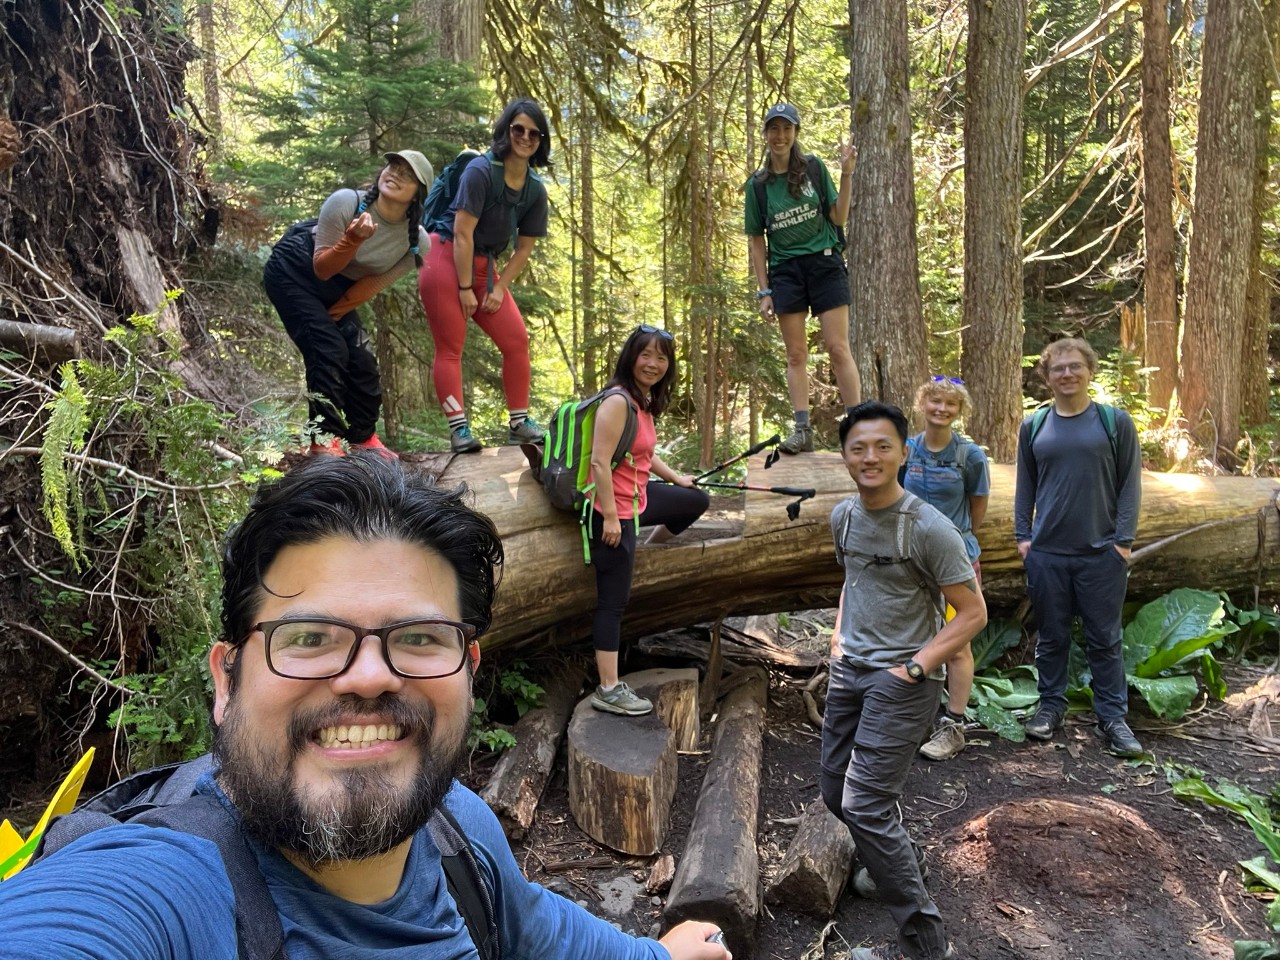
40;362;89;568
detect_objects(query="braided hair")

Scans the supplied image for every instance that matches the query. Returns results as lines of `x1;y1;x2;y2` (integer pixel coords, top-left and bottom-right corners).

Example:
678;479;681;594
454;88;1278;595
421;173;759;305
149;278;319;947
360;183;426;269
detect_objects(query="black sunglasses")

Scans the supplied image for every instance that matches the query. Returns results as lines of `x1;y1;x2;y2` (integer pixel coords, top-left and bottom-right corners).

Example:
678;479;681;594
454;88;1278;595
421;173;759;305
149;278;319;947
638;323;675;342
510;122;543;141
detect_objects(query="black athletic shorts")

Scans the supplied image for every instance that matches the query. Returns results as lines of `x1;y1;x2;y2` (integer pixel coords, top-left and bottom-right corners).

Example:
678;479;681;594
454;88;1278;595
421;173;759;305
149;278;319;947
769;248;851;316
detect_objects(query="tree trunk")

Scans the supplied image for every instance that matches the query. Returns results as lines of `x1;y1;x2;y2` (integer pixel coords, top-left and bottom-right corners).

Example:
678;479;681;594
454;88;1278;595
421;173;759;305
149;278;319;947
1139;0;1179;415
414;0;485;63
961;0;1026;463
580;112;599;394
1180;0;1259;461
196;1;222;156
848;0;929;408
418;448;1280;657
1243;0;1279;428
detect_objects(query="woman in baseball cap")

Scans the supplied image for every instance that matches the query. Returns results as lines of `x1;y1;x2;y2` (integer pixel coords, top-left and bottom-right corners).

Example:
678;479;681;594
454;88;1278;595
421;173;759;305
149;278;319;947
263;150;434;458
745;103;861;454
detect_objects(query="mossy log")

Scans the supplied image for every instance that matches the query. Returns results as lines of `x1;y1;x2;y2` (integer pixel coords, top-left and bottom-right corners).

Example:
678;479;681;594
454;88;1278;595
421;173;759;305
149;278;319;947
414;447;1280;657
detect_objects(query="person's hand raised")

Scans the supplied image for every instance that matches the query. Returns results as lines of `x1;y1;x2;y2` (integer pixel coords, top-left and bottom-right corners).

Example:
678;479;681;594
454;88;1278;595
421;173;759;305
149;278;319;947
346;211;377;240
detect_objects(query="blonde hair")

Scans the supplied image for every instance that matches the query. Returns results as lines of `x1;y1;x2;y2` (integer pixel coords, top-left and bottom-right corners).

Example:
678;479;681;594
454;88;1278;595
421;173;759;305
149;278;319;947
914;378;972;419
1040;337;1098;374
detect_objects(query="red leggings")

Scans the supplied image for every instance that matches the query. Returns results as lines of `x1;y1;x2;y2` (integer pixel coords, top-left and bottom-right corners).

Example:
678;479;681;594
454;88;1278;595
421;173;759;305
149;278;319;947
418;235;532;418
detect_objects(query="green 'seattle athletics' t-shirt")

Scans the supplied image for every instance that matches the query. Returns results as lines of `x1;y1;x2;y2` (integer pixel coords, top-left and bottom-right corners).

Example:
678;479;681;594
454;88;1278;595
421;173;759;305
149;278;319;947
744;161;841;267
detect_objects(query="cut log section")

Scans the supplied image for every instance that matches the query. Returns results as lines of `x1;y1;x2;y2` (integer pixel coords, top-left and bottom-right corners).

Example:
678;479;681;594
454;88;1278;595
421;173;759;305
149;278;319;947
566;679;678;855
766;799;856;917
480;663;585;839
626;667;700;752
0;319;79;364
414;447;1280;656
663;666;768;955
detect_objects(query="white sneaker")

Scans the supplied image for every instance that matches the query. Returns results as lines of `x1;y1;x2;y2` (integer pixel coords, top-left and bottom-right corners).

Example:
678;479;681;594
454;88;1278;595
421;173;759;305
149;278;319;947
919;716;966;761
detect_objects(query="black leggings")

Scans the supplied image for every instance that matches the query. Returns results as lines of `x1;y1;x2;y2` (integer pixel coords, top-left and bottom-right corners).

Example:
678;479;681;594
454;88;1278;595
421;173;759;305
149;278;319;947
590;481;710;654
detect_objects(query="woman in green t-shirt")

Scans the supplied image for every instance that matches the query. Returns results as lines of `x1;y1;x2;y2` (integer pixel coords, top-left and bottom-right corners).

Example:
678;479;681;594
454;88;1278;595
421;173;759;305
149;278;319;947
745;103;861;454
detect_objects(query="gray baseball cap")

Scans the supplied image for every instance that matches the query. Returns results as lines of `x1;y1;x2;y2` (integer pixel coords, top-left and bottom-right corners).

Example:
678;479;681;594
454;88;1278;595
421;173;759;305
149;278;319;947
384;150;435;194
763;103;800;127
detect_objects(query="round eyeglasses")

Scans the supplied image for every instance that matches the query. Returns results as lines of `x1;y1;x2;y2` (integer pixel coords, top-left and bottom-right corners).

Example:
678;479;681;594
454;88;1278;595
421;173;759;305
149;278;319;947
251;617;477;680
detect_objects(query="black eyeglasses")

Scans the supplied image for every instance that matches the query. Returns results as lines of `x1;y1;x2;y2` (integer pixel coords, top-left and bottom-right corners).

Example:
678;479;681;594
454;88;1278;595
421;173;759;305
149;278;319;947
251;617;478;680
510;123;543;141
931;375;963;385
638;323;675;342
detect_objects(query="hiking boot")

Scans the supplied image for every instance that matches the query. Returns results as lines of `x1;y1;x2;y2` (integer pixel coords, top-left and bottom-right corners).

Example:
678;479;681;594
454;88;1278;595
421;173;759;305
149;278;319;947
852;851;929;899
1023;706;1064;741
1097;718;1144;758
349;433;398;460
590;682;653;716
508;416;545;445
308;437;345;456
850;943;956;960
450;425;482;454
919;715;966;761
777;424;814;455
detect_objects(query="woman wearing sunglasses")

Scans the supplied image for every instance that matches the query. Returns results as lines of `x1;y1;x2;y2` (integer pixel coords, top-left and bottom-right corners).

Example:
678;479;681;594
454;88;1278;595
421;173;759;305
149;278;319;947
746;103;861;455
264;150;435;458
903;375;991;762
587;325;710;717
418;98;552;453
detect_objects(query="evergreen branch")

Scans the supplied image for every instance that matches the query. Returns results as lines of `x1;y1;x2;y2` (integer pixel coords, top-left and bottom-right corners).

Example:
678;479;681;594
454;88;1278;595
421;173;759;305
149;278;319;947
2;620;146;699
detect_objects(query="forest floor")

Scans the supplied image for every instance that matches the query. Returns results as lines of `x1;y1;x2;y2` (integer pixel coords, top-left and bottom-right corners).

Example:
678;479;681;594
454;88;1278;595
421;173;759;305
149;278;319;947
462;637;1280;960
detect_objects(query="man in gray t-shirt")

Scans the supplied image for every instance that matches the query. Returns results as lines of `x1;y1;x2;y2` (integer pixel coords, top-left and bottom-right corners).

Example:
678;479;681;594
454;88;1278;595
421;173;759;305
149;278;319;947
821;402;986;960
1015;337;1143;759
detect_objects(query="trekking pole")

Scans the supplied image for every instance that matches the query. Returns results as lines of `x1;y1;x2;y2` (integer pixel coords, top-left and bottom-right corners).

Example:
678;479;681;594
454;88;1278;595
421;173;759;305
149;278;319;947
693;480;817;521
694;434;782;483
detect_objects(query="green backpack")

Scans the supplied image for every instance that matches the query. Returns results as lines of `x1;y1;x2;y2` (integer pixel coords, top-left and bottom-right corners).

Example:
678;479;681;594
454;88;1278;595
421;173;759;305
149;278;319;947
539;388;639;562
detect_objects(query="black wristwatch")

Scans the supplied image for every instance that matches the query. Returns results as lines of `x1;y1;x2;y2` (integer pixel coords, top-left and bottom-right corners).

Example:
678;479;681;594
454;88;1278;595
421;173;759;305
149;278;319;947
904;659;925;682
755;288;773;300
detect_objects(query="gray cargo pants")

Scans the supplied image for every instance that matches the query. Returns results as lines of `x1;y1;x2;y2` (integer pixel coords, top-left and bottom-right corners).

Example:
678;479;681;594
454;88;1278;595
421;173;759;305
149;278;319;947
820;656;949;960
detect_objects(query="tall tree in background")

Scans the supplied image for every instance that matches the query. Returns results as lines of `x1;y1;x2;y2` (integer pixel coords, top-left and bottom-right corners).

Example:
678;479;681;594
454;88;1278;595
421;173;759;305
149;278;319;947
196;1;223;156
1181;0;1260;461
415;0;485;63
960;0;1025;462
1242;0;1280;428
848;0;928;406
1139;0;1178;415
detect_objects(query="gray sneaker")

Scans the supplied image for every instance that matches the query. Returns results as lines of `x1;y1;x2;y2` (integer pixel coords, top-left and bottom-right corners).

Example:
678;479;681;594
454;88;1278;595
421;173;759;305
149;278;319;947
590;681;653;716
450;425;482;454
919;715;966;761
852;849;929;899
777;424;814;454
508;417;545;445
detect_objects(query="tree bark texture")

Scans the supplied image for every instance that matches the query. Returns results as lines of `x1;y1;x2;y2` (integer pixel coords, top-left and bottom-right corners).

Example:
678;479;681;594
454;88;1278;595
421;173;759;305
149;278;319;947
196;1;222;155
1139;0;1179;415
414;0;485;63
0;1;205;338
423;448;1280;658
961;0;1026;463
848;0;929;409
579;113;599;394
1180;0;1260;459
1243;0;1280;428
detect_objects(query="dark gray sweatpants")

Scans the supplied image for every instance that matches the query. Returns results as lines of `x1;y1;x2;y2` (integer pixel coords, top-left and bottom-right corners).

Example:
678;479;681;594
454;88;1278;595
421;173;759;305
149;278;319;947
820;656;949;960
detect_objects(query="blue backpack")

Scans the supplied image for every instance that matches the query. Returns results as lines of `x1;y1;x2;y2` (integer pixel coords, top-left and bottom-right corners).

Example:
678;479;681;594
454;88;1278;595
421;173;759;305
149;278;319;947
421;149;541;258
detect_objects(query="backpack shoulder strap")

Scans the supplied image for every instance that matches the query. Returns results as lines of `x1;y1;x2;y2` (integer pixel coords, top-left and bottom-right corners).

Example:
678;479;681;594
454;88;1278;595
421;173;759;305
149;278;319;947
1096;402;1120;459
599;387;639;466
752;172;769;229
806;155;831;213
1028;405;1050;443
138;795;286;960
428;804;500;960
897;493;946;622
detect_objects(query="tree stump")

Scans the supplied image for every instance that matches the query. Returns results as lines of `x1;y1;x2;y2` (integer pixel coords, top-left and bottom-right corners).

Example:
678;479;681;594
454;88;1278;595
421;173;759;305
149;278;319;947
626;667;700;752
766;799;856;917
480;663;585;838
663;666;768;956
567;683;678;855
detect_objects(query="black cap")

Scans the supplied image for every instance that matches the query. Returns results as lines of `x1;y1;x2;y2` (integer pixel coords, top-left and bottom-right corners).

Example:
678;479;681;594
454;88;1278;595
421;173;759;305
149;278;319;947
763;103;800;127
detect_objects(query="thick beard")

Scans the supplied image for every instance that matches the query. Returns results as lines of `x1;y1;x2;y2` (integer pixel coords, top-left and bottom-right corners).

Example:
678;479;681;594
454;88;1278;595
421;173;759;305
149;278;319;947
213;692;468;868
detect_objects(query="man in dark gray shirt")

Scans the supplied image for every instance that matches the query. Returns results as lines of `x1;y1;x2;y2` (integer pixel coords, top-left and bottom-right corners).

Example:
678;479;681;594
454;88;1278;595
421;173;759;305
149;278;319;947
1015;337;1143;757
824;401;987;960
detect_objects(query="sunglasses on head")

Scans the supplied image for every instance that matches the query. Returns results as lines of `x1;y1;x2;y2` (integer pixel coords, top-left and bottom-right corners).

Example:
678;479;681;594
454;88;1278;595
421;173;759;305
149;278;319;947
510;122;543;141
931;375;963;385
638;323;675;342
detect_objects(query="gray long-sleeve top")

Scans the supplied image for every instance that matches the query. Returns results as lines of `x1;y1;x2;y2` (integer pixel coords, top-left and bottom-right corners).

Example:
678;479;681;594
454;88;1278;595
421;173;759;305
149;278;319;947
1014;402;1142;553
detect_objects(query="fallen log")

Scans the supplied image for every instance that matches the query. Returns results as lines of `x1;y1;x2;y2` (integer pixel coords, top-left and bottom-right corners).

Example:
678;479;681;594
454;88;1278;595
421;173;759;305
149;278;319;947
663;666;768;955
411;447;1280;657
480;663;585;839
0;319;79;363
766;799;856;917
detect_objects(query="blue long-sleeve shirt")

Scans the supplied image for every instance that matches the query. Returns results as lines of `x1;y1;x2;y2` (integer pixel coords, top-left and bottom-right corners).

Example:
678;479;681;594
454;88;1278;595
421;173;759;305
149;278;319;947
0;779;671;960
1013;402;1142;552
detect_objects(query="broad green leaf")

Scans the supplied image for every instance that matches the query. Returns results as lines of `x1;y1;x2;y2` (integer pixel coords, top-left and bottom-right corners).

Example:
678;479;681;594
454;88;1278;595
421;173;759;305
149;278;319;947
976;703;1026;742
972;675;1040;710
1240;856;1280;895
1129;674;1199;719
971;619;1023;672
1124;588;1238;677
1234;941;1280;959
1201;652;1228;701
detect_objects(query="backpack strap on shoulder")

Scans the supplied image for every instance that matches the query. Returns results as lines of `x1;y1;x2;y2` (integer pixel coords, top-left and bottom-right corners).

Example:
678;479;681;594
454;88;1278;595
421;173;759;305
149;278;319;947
138;795;286;960
428;805;500;960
